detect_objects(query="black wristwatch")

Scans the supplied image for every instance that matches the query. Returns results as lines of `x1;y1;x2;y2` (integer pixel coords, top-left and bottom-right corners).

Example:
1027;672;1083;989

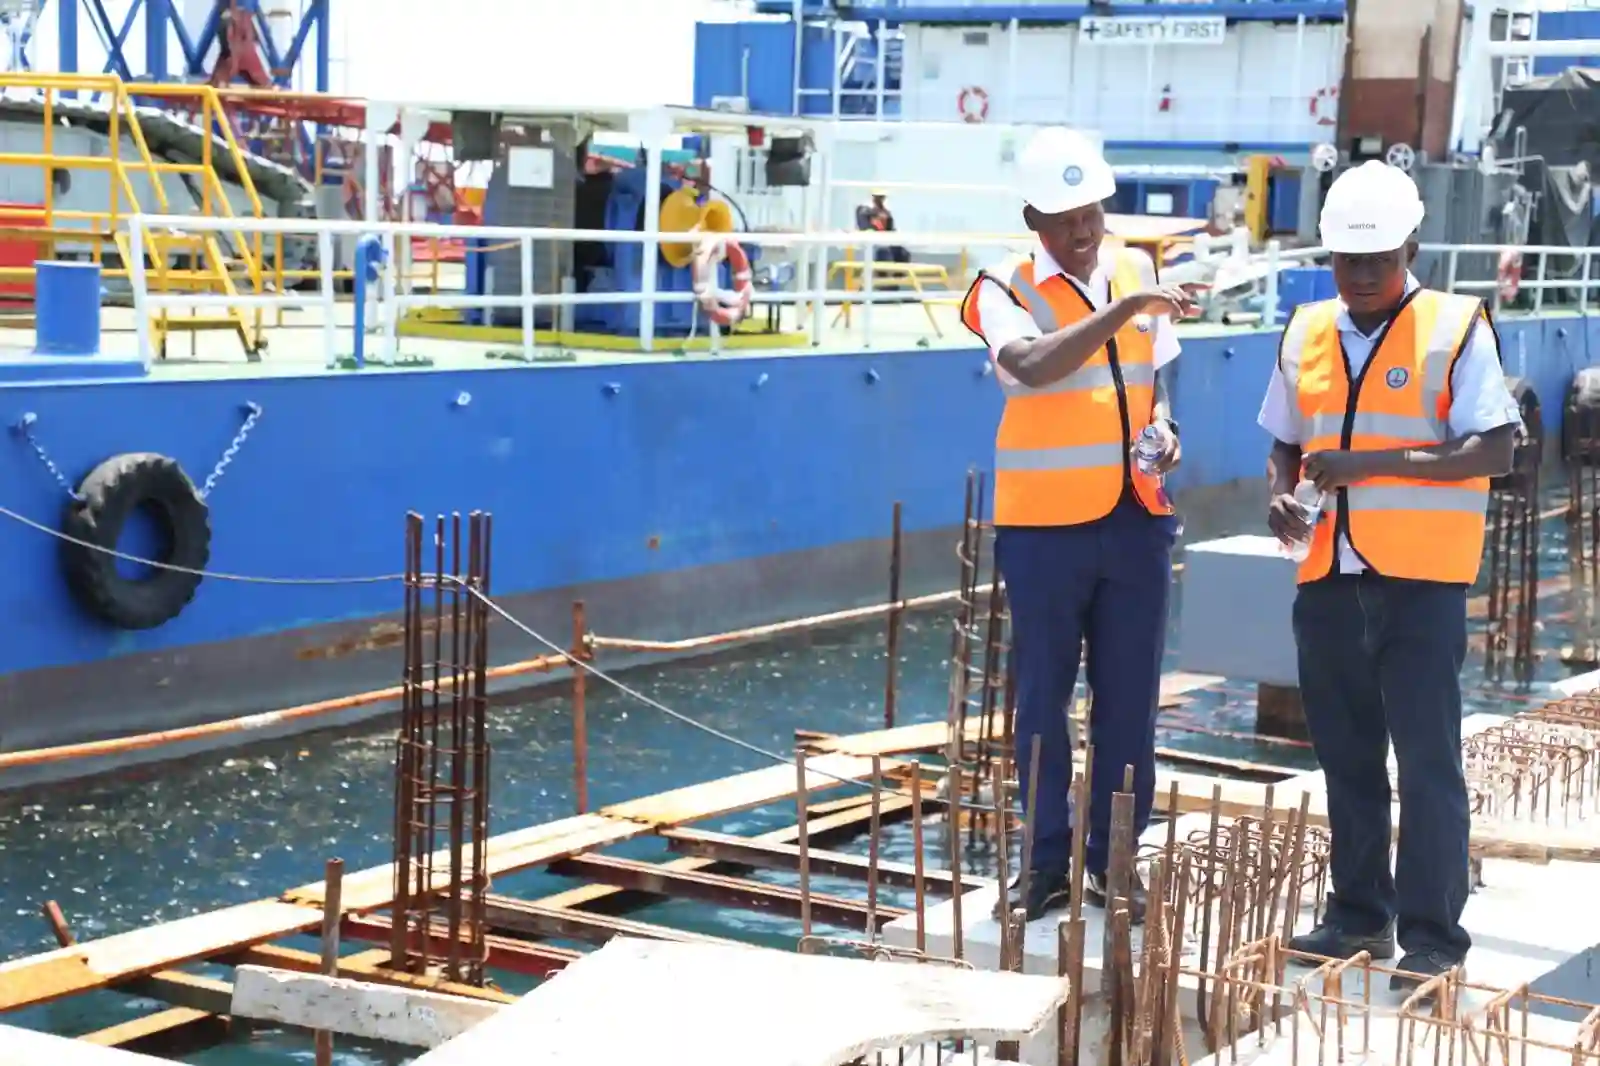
1159;416;1180;439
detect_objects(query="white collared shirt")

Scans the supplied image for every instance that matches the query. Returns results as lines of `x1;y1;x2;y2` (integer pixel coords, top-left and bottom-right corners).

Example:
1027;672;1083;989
1257;272;1523;574
967;242;1182;384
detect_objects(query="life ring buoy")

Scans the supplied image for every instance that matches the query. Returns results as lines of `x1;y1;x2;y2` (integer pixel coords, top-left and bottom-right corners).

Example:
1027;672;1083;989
60;453;211;630
1309;86;1338;127
691;236;754;328
1497;249;1522;303
957;86;990;124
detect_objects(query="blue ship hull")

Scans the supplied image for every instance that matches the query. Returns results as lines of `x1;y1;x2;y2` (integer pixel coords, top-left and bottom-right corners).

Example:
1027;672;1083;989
0;314;1592;787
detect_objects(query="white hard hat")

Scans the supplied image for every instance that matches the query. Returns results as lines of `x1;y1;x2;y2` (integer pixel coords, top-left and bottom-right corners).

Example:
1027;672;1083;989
1014;127;1116;215
1319;160;1425;254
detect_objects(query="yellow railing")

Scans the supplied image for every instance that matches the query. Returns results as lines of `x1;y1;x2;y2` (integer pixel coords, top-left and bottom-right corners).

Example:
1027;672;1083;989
0;73;270;342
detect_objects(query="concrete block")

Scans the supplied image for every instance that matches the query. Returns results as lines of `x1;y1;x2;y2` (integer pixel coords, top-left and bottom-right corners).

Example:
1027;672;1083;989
229;965;498;1049
1178;535;1299;686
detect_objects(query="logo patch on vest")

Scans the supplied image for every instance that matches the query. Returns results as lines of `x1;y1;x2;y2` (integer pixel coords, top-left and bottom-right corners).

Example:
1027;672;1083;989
1386;367;1410;389
1063;166;1083;186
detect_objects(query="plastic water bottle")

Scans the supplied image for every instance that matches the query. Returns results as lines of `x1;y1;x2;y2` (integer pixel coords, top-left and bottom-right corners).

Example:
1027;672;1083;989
1281;479;1326;563
1133;424;1166;475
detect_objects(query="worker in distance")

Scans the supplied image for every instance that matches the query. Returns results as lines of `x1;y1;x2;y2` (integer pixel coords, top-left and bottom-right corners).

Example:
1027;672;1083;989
1258;160;1520;988
960;126;1204;923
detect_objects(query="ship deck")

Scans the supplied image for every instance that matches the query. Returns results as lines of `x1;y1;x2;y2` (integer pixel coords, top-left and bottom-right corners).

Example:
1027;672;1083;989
0;302;1287;383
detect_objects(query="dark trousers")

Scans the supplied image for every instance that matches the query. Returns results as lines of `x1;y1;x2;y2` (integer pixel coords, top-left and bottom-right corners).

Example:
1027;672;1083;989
995;498;1176;875
1293;575;1472;959
873;246;910;263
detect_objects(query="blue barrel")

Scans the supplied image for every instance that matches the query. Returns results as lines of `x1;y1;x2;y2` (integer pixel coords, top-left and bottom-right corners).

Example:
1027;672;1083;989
35;260;102;357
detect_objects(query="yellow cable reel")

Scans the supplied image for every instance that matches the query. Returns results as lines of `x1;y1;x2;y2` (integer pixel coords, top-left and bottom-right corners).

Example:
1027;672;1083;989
660;187;735;268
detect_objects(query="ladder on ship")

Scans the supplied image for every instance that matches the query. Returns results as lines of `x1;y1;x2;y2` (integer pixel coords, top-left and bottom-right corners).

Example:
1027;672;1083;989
0;74;268;358
113;175;266;360
113;172;266;361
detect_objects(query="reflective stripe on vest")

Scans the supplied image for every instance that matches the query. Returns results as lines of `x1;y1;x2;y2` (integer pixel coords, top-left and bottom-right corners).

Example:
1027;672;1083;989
1282;288;1491;584
958;247;1174;527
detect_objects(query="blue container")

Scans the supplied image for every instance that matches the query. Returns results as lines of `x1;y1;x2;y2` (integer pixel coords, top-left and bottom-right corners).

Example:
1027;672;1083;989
1277;266;1336;320
35;260;102;356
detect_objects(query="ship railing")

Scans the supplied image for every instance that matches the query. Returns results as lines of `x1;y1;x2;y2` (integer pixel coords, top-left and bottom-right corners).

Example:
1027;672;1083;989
121;213;1600;365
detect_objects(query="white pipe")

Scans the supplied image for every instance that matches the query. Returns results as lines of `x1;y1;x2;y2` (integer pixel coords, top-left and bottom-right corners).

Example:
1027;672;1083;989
1291;16;1305;144
831;23;843;119
126;215;1594;261
1006;19;1020;122
875;24;887;118
791;0;804;117
1482;38;1600;57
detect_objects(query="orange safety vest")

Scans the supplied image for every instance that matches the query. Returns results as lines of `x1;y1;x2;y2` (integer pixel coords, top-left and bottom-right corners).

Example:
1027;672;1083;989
958;248;1174;527
1279;288;1492;585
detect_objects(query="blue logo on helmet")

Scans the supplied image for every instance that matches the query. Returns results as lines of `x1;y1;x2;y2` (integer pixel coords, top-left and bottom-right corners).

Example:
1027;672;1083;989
1386;367;1409;389
1063;166;1084;186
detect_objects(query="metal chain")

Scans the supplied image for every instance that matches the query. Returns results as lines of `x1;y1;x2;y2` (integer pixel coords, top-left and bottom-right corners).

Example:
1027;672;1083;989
200;401;262;501
14;412;83;502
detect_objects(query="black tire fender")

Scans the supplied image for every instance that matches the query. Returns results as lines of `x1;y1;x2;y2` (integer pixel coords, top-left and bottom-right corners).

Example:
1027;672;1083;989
60;453;212;630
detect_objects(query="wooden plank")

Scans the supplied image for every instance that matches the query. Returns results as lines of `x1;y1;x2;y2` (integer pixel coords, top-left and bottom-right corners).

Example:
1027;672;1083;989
551;853;909;929
600;752;892;825
0;900;322;1011
483;896;755;947
0;1024;178;1064
284;814;649;911
338;914;582;979
230;966;498;1049
1156;769;1600;863
662;826;988;893
532;792;912;911
409;937;1069;1066
77;1008;231;1057
813;672;1224;758
227;945;518;1005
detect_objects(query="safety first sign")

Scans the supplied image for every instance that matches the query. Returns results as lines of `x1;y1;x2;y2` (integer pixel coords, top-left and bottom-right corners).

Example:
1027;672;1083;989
1078;16;1227;46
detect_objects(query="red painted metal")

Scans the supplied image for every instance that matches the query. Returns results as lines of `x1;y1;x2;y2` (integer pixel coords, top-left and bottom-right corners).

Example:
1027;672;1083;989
0;204;45;307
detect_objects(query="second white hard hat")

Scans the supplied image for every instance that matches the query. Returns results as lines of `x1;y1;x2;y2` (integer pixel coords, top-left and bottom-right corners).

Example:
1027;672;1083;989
1014;127;1116;215
1319;160;1425;255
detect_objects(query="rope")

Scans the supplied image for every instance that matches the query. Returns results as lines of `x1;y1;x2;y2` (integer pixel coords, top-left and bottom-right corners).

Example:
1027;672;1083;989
462;582;1022;817
0;498;1014;812
0;502;404;585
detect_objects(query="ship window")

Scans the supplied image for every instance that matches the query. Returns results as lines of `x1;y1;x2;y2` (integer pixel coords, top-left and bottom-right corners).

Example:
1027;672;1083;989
962;31;988;46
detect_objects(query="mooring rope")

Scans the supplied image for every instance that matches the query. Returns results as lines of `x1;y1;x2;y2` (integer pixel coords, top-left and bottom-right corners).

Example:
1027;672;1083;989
0;498;1019;816
0;501;406;585
459;580;1024;818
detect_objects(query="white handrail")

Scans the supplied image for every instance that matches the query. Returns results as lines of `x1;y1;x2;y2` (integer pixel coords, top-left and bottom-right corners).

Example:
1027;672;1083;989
120;214;1600;368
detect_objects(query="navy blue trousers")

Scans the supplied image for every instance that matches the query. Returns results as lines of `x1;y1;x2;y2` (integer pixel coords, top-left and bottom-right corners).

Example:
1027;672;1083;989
1293;575;1471;960
995;497;1176;876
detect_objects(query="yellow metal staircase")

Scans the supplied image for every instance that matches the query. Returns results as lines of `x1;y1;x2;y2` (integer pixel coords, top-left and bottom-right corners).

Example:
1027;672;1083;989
0;73;269;359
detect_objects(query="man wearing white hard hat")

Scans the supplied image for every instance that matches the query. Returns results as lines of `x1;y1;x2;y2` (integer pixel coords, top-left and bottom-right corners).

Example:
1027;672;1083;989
1258;160;1519;988
959;126;1203;923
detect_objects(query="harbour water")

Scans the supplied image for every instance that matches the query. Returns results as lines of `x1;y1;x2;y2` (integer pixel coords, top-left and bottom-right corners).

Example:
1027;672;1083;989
0;495;1585;1064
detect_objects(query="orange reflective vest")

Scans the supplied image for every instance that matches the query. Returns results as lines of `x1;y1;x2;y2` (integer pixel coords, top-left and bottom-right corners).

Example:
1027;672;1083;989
958;248;1173;527
1279;288;1492;585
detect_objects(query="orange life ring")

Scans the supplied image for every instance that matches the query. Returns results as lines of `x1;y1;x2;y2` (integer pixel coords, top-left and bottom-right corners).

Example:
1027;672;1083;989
957;86;990;124
692;236;754;328
1497;249;1522;303
1309;86;1337;127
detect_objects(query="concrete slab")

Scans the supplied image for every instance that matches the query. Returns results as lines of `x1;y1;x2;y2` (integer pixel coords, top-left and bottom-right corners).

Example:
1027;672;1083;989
881;714;1597;1066
410;937;1070;1066
1550;669;1600;698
